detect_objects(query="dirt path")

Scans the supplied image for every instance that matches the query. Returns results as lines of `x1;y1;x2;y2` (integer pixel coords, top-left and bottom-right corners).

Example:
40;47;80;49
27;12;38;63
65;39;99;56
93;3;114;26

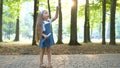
0;54;120;68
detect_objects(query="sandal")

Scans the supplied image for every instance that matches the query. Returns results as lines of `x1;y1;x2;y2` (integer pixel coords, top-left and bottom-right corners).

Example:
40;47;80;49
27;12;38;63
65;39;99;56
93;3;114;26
40;63;46;68
46;64;52;68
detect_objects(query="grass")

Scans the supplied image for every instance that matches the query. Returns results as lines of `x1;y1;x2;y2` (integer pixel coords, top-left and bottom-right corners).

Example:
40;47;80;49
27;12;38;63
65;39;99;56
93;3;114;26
0;42;120;55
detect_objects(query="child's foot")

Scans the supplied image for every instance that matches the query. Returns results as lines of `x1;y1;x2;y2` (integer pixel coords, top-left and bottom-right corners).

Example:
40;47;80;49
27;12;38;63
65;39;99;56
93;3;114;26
40;63;46;68
46;63;52;68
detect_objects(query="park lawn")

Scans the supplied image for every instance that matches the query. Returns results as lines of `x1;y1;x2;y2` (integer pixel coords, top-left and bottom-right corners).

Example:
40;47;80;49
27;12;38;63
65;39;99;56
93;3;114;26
0;42;120;55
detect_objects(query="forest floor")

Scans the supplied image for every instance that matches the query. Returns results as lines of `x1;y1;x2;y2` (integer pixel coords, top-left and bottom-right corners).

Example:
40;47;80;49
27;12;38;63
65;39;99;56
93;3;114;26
0;41;120;55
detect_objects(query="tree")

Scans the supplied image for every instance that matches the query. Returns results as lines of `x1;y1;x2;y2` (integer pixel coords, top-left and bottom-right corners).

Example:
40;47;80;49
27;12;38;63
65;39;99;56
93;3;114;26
69;0;79;45
56;0;63;44
102;0;106;44
32;0;39;45
47;0;51;18
84;0;90;43
109;0;116;45
3;21;15;40
0;0;3;42
3;0;21;41
14;0;21;41
14;16;20;41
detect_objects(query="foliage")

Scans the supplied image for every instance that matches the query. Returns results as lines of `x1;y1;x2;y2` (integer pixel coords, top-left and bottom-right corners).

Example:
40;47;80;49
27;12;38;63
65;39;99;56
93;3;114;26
2;0;33;40
3;0;21;19
2;8;16;40
2;0;22;40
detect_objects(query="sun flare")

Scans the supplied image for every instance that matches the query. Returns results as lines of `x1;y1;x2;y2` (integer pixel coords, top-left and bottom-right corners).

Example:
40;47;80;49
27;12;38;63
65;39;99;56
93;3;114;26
69;0;74;7
69;0;85;7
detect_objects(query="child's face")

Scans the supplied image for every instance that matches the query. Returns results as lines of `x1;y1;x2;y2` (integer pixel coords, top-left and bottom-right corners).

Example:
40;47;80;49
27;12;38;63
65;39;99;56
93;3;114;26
42;10;49;20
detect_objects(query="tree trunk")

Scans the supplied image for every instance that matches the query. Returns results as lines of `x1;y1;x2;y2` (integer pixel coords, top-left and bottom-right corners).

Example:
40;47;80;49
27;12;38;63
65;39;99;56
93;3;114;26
32;0;39;45
47;0;54;40
14;16;20;41
102;0;106;44
69;0;80;45
84;0;90;43
88;19;90;42
56;0;63;44
0;0;3;42
47;0;51;18
109;0;116;45
87;0;90;42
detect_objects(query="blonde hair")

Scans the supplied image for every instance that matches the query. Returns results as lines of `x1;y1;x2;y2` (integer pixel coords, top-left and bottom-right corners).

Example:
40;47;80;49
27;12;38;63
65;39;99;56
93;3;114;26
35;10;46;44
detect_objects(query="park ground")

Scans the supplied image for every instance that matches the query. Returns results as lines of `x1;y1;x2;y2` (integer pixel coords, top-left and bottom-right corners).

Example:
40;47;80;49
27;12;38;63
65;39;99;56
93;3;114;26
0;54;120;68
0;41;120;55
0;41;120;68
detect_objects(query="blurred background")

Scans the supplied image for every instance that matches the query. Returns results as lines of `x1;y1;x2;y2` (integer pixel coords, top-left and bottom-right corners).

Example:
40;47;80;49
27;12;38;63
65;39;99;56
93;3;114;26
0;0;120;44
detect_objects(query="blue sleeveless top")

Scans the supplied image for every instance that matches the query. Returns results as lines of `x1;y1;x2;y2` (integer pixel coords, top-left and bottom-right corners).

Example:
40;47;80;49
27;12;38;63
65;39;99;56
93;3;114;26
39;19;54;48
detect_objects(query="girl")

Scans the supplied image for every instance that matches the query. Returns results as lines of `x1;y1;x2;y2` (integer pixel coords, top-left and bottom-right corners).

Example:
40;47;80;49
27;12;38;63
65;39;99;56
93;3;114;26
35;6;59;68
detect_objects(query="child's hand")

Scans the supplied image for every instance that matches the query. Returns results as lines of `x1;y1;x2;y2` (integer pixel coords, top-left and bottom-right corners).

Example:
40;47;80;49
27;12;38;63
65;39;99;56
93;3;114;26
56;6;59;9
43;34;48;39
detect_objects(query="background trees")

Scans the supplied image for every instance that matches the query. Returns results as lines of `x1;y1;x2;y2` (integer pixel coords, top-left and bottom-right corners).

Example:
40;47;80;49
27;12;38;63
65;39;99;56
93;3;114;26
110;0;117;45
84;0;90;43
47;0;51;18
0;0;3;42
14;0;21;41
56;0;63;44
0;0;120;46
102;0;106;44
69;0;79;45
32;0;39;45
2;0;22;41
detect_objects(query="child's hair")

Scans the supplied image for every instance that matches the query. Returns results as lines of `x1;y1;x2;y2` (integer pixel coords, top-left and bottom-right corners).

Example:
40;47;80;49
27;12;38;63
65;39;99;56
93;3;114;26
39;10;47;25
35;10;46;43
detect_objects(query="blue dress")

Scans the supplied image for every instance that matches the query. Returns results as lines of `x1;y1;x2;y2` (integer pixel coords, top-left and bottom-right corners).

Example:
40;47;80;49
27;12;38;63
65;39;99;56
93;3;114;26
39;19;55;48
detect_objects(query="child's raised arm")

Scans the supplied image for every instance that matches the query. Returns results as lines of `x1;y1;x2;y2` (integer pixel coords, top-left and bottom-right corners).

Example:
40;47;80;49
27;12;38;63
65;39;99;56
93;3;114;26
51;6;59;22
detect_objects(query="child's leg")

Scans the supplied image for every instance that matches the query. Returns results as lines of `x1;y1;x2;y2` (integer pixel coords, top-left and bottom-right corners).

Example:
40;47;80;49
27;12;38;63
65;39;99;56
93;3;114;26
40;48;45;65
46;47;52;66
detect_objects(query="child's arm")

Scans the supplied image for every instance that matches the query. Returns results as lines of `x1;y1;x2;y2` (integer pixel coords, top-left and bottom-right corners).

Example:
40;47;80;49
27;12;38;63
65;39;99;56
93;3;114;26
51;6;59;22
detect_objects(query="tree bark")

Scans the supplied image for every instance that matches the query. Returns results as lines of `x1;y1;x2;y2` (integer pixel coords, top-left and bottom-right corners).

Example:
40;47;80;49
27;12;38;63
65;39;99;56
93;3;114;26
32;0;39;45
109;0;116;45
69;0;80;45
102;0;106;44
84;0;90;43
14;16;20;41
56;0;63;44
0;0;3;42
